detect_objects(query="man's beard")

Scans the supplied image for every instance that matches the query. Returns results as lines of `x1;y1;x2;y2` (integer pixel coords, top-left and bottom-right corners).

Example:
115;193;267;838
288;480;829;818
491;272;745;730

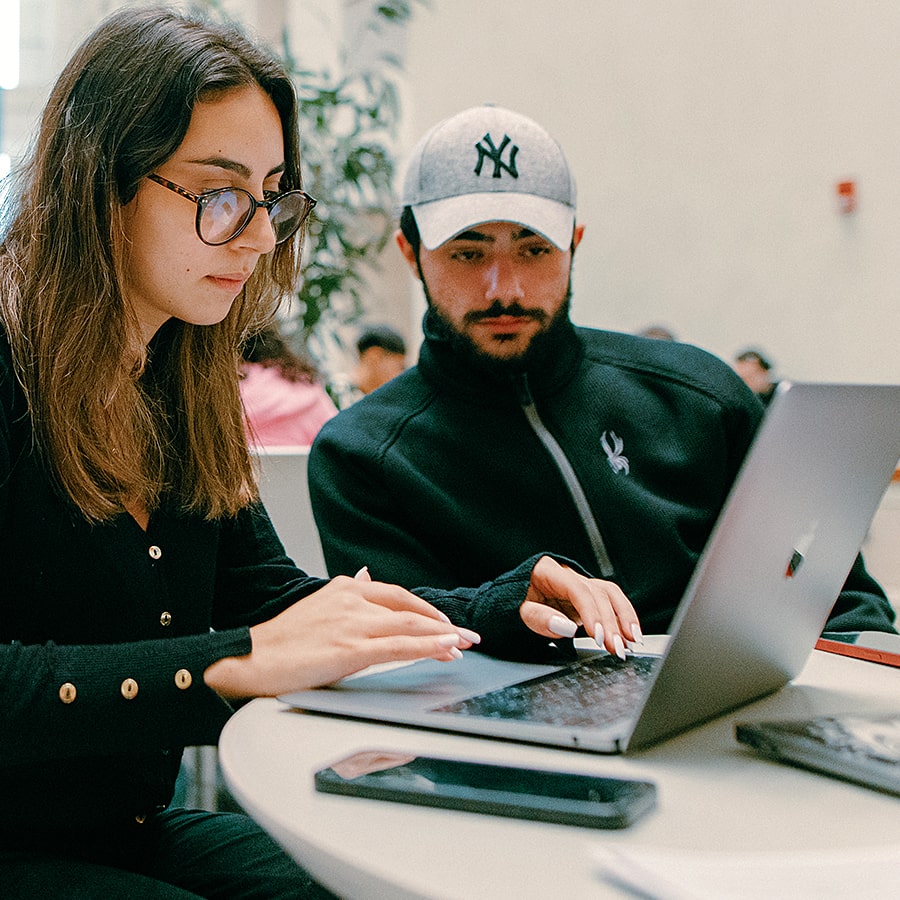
422;281;574;378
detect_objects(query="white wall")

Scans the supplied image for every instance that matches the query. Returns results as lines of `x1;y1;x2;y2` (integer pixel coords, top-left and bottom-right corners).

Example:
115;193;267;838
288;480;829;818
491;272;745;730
398;1;900;383
6;1;900;386
3;1;326;163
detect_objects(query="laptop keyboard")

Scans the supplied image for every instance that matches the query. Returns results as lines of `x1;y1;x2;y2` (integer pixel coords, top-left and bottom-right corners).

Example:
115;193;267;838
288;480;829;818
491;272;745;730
432;654;660;729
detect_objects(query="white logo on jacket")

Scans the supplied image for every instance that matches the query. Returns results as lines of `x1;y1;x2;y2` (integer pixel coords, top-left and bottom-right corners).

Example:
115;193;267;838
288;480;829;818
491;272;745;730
601;430;629;474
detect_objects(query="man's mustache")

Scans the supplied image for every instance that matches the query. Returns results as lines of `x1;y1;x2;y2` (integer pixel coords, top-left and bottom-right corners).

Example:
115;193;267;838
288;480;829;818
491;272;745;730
464;301;549;325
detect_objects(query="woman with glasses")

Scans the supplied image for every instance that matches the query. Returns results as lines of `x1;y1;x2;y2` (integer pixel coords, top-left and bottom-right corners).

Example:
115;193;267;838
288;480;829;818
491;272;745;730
0;7;481;897
0;5;640;897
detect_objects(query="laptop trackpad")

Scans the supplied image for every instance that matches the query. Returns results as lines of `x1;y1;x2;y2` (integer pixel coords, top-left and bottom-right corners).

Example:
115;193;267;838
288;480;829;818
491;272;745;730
280;652;566;715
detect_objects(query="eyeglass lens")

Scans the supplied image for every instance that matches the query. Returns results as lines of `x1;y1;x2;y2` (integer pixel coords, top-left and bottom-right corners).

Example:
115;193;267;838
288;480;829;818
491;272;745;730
198;188;313;245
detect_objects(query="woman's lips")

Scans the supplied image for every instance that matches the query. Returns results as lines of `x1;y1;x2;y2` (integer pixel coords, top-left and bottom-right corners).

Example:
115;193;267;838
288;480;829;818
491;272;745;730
207;273;248;292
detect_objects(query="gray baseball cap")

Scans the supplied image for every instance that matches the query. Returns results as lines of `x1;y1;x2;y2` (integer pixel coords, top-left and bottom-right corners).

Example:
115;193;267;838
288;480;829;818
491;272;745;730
401;104;577;251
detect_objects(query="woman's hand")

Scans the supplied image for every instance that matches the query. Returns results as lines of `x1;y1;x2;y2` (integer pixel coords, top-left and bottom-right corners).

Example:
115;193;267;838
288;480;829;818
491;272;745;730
205;576;480;700
519;556;642;660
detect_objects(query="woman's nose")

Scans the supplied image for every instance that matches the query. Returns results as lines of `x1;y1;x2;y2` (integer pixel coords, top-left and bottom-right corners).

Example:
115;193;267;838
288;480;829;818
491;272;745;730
237;205;278;255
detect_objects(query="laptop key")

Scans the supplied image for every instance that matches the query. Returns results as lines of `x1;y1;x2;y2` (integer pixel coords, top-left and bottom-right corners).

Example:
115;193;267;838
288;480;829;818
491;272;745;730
433;654;660;729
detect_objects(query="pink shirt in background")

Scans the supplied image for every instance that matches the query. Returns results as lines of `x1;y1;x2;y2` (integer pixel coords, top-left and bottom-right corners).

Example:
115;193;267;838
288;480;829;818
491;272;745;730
239;362;337;447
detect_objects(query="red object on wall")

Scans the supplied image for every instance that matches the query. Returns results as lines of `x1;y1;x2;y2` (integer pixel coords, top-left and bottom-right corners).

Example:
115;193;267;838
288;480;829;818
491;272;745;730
837;180;857;214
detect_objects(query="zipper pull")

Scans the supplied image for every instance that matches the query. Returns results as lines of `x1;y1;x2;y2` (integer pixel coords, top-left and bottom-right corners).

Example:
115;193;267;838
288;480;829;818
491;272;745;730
514;372;533;407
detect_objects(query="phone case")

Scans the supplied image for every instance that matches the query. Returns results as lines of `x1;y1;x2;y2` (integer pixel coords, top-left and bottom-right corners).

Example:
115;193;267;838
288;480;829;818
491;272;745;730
314;750;657;829
815;637;900;668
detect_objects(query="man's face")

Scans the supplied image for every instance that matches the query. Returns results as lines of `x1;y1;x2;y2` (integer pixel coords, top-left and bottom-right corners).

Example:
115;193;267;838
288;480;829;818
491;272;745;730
734;358;771;394
398;221;583;362
353;347;407;394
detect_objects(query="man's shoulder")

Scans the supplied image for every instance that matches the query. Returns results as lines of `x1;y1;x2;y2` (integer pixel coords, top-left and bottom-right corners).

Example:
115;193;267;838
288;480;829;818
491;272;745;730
576;325;723;372
576;326;752;405
313;366;432;452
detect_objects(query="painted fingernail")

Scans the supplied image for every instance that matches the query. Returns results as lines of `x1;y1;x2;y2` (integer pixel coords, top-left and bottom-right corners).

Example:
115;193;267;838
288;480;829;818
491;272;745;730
437;633;461;648
629;623;644;645
594;623;605;650
449;646;463;660
549;615;578;638
354;566;371;581
436;611;452;624
456;627;481;644
613;634;627;661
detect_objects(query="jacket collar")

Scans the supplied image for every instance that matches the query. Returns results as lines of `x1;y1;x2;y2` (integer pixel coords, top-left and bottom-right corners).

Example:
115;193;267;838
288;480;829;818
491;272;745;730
416;308;585;404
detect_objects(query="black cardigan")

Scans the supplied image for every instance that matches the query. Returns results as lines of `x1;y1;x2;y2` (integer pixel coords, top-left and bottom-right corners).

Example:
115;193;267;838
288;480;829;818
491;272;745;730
0;329;546;837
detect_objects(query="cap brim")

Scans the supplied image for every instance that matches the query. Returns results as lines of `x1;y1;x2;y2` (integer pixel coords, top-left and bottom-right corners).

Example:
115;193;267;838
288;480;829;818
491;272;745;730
412;193;575;251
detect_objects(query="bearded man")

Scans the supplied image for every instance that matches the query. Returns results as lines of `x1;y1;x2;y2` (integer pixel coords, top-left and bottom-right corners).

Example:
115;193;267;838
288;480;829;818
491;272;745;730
308;104;894;639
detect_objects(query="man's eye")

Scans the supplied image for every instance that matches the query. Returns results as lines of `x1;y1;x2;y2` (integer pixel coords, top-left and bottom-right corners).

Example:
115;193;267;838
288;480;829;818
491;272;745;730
451;249;481;262
524;244;552;257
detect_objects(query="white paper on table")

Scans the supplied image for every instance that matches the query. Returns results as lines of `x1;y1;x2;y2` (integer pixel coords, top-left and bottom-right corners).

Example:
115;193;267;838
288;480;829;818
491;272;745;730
591;843;900;899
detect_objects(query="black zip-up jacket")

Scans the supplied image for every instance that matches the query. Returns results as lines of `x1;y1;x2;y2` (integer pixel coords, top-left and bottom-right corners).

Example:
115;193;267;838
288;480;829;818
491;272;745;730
310;317;895;636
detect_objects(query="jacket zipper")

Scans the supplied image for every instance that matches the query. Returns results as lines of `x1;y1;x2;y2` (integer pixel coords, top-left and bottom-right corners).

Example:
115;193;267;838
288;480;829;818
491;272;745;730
515;374;615;578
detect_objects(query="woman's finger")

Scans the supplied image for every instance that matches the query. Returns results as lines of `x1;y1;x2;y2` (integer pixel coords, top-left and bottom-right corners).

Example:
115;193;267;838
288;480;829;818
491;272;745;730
523;556;642;657
327;577;481;645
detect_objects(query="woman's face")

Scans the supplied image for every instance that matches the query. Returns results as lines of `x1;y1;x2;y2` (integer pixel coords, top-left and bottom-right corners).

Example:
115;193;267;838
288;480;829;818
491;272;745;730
121;83;286;344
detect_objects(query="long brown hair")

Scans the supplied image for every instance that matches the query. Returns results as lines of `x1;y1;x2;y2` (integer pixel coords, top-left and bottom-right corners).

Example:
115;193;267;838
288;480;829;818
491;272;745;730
0;7;306;520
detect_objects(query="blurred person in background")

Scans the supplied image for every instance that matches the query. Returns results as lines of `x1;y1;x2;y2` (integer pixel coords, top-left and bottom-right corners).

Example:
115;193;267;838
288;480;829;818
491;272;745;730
733;347;778;407
636;324;677;341
240;323;337;446
352;322;408;395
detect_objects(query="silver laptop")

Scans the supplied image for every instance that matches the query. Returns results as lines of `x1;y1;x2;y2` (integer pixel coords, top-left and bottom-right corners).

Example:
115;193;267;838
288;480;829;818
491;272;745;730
281;382;900;754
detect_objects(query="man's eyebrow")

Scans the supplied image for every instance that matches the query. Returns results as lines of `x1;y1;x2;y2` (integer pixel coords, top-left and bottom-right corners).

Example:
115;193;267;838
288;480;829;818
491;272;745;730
449;227;540;243
451;229;493;242
185;157;286;179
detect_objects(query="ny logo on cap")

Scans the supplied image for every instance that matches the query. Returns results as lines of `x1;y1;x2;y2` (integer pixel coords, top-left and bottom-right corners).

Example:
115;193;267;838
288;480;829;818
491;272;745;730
474;133;519;179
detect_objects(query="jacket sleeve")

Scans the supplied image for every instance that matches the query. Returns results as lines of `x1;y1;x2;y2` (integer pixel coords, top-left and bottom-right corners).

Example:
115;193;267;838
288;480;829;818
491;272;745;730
826;553;897;634
412;553;588;663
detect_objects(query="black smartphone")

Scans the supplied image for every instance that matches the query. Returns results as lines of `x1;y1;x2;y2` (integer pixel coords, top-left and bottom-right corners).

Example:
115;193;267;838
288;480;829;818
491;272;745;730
314;750;656;829
736;714;900;797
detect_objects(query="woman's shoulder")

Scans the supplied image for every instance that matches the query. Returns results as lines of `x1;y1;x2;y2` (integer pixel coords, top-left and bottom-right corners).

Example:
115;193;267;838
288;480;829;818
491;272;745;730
0;324;17;401
0;324;33;457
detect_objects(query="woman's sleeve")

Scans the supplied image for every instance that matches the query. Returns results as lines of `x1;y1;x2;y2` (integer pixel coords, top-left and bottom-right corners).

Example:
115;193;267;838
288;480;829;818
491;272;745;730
211;501;330;630
0;505;330;767
0;629;254;765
